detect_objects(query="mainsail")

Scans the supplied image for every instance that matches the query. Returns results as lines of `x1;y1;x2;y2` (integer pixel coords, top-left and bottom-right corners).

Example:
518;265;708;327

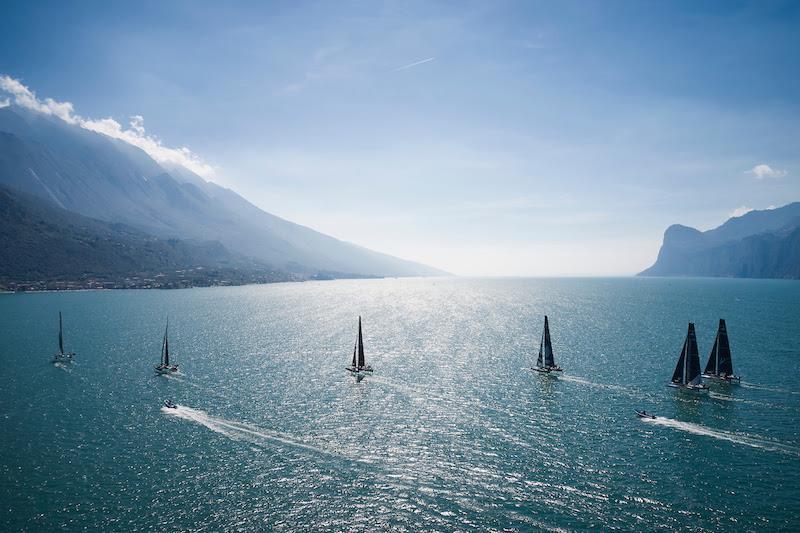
704;319;733;376
672;323;702;385
543;315;555;367
536;316;557;369
58;311;64;355
161;320;170;366
356;316;365;368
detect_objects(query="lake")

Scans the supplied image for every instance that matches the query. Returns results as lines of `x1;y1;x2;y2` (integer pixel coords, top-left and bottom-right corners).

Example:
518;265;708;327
1;277;799;531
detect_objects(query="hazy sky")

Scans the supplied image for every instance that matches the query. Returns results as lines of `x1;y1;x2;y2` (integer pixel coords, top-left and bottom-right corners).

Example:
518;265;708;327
1;1;799;275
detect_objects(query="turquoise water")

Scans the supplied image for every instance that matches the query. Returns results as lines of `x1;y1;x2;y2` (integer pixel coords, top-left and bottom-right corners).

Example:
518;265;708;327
1;277;799;531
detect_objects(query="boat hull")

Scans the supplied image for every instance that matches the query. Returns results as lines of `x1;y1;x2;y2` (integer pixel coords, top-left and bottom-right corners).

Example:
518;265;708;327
667;382;708;391
532;366;562;373
155;365;179;374
702;373;741;382
346;366;373;375
52;353;75;363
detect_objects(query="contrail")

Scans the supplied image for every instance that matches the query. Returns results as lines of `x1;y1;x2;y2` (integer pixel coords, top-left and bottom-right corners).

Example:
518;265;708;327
393;57;435;71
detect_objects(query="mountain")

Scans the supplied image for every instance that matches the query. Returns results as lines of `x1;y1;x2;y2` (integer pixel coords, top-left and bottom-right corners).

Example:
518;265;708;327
639;203;800;279
0;185;294;288
0;105;446;277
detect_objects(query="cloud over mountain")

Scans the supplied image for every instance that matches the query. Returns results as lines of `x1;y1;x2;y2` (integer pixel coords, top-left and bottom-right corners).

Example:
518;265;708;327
0;74;214;178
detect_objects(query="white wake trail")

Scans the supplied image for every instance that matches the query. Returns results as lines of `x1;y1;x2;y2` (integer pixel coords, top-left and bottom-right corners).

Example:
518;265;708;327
740;382;800;395
642;416;800;456
161;405;347;460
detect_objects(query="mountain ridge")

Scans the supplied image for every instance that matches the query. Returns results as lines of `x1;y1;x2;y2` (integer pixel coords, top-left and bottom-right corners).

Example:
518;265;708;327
639;203;800;279
0;105;447;278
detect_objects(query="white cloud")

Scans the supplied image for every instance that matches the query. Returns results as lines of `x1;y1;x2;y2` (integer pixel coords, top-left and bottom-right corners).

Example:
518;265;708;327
729;206;753;218
0;74;215;179
82;115;216;178
0;98;9;108
748;163;787;179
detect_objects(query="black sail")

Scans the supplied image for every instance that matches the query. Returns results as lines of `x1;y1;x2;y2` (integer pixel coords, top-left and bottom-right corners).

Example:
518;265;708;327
351;341;358;367
543;316;555;367
357;316;365;368
686;323;702;385
58;311;64;355
671;336;688;384
161;321;169;366
716;319;733;375
164;333;170;366
704;335;719;375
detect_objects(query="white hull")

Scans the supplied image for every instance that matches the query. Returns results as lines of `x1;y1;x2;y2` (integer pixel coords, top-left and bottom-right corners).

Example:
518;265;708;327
155;365;179;374
668;382;708;391
702;373;740;382
346;366;373;375
532;366;562;373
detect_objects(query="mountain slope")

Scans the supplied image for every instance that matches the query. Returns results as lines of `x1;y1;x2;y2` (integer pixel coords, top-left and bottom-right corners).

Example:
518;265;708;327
0;106;446;277
0;185;287;284
639;203;800;279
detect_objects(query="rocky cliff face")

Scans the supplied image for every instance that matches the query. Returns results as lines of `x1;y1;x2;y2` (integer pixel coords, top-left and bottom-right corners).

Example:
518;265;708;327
639;204;800;279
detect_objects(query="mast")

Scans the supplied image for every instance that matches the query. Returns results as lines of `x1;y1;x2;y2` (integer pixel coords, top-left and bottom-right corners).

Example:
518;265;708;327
58;311;64;355
356;316;365;368
543;315;555;367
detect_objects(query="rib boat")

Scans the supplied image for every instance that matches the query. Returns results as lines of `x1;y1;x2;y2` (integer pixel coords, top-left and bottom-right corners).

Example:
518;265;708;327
532;315;562;373
51;311;75;363
702;319;740;382
346;316;373;375
668;322;708;390
154;319;179;374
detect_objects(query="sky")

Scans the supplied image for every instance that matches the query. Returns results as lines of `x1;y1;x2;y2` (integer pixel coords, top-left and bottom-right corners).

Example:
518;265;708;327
1;0;799;276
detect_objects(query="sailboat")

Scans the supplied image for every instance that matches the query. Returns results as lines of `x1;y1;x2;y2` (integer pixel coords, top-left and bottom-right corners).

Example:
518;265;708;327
702;319;740;382
51;311;75;363
668;322;708;390
154;319;179;374
532;315;562;373
346;316;373;374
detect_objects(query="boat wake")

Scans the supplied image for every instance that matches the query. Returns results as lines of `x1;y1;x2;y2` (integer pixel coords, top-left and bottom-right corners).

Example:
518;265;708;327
740;382;799;396
161;405;348;461
52;361;72;372
559;375;645;398
642;416;800;456
707;391;789;410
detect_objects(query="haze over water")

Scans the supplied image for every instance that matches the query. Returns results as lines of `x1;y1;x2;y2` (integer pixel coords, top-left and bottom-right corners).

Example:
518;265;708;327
2;277;799;531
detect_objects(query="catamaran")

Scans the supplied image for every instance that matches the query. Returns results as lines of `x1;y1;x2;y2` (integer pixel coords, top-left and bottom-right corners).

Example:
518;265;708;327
532;315;562;373
51;311;75;363
668;322;708;390
702;319;740;382
346;316;373;375
154;320;179;374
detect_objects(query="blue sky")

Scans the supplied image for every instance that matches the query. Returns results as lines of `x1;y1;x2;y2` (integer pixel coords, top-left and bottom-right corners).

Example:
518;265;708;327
1;0;799;275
